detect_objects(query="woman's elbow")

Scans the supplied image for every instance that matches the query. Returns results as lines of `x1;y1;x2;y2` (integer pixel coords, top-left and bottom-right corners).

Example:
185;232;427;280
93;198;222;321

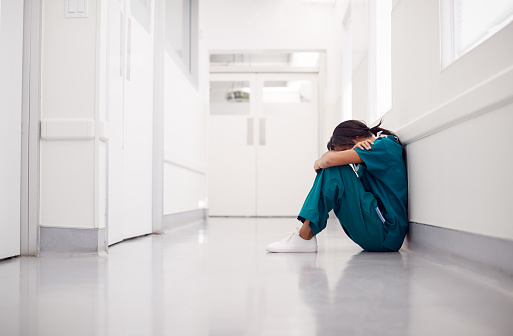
320;158;332;168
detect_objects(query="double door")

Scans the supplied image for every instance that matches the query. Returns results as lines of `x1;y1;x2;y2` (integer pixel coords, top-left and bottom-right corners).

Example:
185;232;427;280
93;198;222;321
209;73;319;217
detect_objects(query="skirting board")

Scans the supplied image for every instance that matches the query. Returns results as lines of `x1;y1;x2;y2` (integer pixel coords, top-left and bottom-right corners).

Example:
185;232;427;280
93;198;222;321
163;209;208;231
405;222;513;277
40;226;106;254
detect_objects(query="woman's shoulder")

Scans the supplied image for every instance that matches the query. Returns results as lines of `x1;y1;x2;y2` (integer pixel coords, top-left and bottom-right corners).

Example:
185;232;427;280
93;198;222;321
370;136;404;164
376;134;399;143
377;135;402;150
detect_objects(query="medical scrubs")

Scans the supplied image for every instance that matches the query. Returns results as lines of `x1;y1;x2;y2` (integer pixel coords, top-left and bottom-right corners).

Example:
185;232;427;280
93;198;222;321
297;136;408;252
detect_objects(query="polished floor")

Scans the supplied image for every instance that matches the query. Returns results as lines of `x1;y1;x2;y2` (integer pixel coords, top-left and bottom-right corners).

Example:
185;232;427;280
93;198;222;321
1;217;513;336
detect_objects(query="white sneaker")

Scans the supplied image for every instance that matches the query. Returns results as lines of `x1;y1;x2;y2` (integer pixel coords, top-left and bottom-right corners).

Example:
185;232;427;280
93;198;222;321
266;228;318;253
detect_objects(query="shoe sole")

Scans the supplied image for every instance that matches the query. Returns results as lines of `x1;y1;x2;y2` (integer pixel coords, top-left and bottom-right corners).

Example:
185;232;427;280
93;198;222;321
266;247;318;253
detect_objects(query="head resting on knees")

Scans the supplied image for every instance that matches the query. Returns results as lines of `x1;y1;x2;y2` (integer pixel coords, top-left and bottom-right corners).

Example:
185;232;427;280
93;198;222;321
326;119;402;151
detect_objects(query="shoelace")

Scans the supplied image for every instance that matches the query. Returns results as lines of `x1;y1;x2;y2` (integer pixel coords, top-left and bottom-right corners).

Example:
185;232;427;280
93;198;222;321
282;228;300;242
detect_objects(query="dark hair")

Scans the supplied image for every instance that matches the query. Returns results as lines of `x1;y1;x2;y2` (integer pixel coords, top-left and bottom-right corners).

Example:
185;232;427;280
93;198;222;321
327;119;402;150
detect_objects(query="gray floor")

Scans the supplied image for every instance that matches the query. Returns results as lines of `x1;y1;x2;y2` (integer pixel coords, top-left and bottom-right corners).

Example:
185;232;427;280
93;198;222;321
1;217;513;336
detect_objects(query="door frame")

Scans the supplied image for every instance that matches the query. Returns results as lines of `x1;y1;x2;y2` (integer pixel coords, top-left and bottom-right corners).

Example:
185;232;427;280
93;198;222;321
153;0;164;234
20;0;42;256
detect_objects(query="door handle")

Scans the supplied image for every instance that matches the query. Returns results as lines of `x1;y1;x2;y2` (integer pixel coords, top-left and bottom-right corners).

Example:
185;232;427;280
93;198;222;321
126;18;132;81
247;118;254;145
120;12;125;77
259;118;266;146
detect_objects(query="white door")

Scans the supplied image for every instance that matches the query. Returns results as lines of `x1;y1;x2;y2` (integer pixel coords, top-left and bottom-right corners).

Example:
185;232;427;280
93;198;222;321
122;1;154;238
256;74;318;216
208;73;318;217
209;75;258;216
0;0;23;259
107;0;154;244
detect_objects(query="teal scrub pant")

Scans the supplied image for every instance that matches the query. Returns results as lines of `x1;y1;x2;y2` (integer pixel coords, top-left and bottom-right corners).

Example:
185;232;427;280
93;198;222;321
298;165;390;252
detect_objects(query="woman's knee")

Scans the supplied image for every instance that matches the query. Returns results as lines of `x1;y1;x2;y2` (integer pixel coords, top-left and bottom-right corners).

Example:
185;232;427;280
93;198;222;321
321;165;354;177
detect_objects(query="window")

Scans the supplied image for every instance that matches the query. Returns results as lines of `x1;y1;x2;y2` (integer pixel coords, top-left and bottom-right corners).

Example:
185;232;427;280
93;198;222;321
441;0;513;68
369;0;392;121
210;81;251;115
209;52;319;69
165;0;198;79
131;0;151;32
262;80;314;116
341;21;352;121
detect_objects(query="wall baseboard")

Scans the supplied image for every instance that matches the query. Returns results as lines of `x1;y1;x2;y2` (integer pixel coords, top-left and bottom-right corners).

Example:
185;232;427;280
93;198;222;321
163;209;208;231
40;226;106;254
39;209;208;253
405;222;513;277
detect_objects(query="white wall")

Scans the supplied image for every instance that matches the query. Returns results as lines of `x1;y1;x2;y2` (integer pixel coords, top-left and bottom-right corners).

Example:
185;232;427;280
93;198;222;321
351;54;368;122
160;0;210;216
163;53;208;215
40;0;154;240
327;0;369;125
40;0;209;237
323;0;350;138
202;0;336;52
344;0;513;241
40;0;98;229
406;104;513;239
391;0;513;240
393;0;513;125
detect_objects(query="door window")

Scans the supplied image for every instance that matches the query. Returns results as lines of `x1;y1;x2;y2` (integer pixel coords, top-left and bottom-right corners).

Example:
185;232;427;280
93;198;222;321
210;81;251;115
262;80;313;115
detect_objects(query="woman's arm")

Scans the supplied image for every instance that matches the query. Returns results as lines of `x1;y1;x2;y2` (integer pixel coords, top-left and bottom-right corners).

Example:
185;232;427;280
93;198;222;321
314;139;374;172
315;150;363;170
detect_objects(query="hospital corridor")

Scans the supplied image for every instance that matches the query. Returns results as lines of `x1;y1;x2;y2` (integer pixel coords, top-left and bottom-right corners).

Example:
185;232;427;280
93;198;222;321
1;0;513;335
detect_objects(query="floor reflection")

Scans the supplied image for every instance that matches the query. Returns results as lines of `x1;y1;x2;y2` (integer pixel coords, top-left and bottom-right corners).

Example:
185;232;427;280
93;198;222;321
269;251;409;336
0;218;512;336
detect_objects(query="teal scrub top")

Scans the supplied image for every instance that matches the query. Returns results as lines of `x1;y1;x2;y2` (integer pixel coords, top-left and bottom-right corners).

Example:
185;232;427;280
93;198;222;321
354;136;408;251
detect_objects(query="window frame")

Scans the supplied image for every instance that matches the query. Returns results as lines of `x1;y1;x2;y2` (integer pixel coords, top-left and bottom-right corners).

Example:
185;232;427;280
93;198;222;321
341;20;353;121
164;0;199;85
368;0;392;123
440;0;513;69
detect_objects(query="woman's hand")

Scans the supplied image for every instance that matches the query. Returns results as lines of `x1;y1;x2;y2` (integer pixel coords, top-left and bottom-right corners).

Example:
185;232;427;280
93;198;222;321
314;159;322;173
352;139;374;150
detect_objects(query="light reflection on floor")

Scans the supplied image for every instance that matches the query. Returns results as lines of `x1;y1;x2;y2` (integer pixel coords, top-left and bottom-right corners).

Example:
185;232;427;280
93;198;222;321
0;217;512;336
